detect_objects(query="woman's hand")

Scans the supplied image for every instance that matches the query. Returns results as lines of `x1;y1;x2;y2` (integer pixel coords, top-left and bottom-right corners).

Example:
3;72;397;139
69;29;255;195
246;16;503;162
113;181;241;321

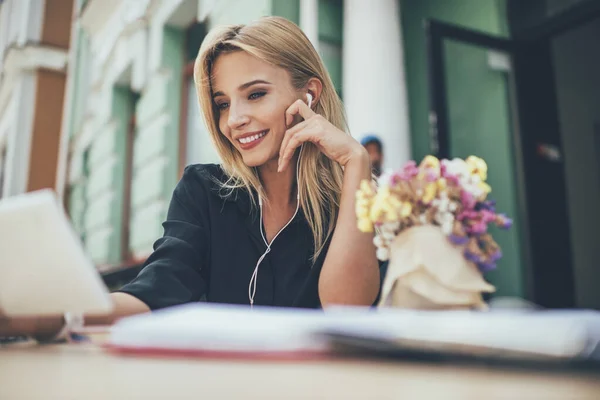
0;309;64;339
278;99;366;172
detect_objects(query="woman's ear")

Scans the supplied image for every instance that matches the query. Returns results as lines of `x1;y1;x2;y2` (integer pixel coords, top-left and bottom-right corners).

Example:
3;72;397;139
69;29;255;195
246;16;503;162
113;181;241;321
305;77;323;107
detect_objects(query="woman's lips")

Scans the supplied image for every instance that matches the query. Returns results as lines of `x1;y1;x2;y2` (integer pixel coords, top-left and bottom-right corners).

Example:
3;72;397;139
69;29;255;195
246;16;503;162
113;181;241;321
238;130;268;150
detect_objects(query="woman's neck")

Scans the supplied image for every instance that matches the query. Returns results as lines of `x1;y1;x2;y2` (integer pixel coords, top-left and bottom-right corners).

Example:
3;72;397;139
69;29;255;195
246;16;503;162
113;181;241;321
257;155;298;208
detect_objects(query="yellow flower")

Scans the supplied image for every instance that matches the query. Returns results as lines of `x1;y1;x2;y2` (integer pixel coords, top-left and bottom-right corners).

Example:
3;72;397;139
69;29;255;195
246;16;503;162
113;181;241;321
437;177;447;191
358;218;373;233
466;156;488;181
356;205;369;219
478;181;492;195
358;180;375;197
420;155;440;170
400;202;412;218
422;183;437;204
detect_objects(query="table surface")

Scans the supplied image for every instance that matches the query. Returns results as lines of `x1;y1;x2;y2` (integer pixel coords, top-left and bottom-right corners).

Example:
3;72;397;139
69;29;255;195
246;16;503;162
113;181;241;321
2;338;600;400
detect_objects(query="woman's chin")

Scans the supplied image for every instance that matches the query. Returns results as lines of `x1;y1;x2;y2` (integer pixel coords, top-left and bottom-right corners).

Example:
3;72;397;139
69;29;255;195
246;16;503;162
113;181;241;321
240;150;279;169
240;151;269;168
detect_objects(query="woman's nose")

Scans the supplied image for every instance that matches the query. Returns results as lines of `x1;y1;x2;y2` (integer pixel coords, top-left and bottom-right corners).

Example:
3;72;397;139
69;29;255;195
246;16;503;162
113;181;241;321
227;102;250;130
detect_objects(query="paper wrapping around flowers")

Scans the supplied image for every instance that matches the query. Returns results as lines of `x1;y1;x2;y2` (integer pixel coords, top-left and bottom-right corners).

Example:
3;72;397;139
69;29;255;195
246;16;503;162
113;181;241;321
379;224;495;310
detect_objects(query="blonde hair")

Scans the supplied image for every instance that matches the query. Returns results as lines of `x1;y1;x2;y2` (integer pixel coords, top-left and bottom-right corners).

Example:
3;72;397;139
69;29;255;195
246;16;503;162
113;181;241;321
194;16;347;262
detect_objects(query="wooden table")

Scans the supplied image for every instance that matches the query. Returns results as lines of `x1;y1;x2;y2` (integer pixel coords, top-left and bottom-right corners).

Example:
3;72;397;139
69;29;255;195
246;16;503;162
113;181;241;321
1;339;600;399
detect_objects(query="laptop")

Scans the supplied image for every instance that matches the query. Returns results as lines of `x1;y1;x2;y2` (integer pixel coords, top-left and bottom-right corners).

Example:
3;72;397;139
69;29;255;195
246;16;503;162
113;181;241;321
0;189;113;316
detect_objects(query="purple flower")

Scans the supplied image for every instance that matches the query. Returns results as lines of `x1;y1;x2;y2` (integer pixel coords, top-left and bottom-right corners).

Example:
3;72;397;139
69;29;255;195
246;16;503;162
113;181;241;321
490;250;502;261
464;250;482;263
475;200;496;212
449;234;469;245
478;261;497;272
496;214;513;229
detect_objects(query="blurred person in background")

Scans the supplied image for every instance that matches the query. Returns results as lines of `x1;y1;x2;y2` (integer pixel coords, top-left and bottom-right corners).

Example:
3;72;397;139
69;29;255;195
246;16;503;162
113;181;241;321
361;135;384;177
1;16;384;341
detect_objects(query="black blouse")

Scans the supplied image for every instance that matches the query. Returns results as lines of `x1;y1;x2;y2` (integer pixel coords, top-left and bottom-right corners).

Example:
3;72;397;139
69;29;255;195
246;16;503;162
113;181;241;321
118;164;386;310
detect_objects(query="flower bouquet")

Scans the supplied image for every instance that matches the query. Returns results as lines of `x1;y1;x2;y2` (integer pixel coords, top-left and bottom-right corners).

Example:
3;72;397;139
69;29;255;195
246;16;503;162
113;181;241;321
356;156;512;310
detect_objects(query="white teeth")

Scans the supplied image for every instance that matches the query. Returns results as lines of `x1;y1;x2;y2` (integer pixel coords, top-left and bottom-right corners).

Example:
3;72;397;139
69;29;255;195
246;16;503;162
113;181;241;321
239;131;266;144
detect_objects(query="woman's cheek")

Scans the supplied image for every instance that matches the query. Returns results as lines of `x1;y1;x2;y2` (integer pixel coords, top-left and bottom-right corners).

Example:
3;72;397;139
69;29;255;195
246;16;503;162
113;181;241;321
218;119;230;141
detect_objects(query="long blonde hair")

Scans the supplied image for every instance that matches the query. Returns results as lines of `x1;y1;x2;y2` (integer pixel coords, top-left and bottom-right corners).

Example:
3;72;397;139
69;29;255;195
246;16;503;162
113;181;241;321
194;16;347;262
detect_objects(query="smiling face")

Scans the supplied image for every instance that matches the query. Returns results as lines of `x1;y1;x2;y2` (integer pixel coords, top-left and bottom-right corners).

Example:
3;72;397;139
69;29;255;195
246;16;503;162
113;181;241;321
211;51;301;168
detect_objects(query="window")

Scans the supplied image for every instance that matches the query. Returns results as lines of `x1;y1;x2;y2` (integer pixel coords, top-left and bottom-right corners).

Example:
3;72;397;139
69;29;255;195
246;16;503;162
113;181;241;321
179;22;220;177
0;145;6;199
67;147;90;244
121;95;139;265
318;0;344;98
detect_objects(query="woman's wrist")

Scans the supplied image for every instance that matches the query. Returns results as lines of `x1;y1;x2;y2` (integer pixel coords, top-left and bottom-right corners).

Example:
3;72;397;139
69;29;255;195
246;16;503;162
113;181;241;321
343;145;371;175
30;315;67;342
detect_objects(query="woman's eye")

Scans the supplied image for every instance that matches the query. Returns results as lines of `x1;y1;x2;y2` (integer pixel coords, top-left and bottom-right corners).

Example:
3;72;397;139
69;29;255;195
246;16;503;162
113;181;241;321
249;91;266;100
216;102;229;110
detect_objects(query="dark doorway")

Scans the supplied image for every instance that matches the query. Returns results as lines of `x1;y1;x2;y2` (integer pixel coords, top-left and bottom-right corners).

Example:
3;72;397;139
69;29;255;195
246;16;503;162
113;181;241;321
426;0;600;309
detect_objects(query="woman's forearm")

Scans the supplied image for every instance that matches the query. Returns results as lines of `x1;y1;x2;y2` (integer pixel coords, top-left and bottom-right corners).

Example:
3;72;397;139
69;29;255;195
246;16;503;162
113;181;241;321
0;292;150;339
319;148;380;306
86;292;150;325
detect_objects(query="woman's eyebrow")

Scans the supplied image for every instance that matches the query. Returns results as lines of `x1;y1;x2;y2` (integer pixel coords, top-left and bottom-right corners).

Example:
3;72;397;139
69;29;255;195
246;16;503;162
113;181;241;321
212;79;272;98
238;79;272;90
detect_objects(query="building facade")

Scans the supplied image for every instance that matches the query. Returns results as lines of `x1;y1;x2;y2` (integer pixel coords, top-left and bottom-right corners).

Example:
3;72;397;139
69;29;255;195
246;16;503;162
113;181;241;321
0;0;73;198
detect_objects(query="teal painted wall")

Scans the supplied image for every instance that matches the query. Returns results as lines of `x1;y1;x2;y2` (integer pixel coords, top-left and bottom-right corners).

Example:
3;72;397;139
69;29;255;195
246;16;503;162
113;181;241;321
272;0;299;24
128;26;185;257
81;87;134;266
207;0;272;29
318;0;343;97
401;0;508;160
161;27;184;195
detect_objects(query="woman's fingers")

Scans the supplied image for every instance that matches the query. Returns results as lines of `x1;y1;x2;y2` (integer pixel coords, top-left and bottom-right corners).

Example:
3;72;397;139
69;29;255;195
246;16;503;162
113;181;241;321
278;119;310;167
285;99;316;127
278;127;318;172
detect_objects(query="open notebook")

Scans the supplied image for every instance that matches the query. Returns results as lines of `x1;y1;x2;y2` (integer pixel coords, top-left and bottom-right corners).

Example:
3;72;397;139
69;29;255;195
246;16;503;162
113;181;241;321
106;303;600;365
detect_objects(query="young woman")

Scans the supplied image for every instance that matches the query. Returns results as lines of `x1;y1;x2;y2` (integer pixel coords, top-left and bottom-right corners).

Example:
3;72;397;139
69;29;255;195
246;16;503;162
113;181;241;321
0;16;383;340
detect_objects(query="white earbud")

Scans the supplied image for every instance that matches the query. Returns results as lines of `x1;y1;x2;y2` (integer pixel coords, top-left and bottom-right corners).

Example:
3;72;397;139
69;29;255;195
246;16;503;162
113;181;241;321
306;93;313;108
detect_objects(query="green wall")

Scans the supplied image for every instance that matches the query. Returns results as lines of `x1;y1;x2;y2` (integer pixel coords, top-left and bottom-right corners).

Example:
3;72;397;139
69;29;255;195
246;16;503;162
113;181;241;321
318;0;343;97
401;0;508;160
129;26;185;257
208;0;272;29
401;0;525;299
272;0;300;24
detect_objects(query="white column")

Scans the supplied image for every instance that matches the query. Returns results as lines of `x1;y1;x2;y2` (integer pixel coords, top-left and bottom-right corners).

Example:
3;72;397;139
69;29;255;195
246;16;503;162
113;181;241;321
4;74;36;196
300;0;319;52
343;0;411;170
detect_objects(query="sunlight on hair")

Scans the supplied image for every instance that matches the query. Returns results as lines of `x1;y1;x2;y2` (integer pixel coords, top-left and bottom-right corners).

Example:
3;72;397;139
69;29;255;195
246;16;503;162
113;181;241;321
193;17;349;263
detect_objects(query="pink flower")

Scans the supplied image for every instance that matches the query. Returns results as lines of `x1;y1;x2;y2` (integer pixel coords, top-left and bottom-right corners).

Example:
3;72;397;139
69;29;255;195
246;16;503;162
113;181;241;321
481;210;497;223
399;162;419;181
469;221;488;234
461;191;476;210
425;170;438;182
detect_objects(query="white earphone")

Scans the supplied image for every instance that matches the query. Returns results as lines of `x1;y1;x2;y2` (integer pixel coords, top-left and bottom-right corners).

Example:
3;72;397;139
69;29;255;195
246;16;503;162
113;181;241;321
248;93;313;307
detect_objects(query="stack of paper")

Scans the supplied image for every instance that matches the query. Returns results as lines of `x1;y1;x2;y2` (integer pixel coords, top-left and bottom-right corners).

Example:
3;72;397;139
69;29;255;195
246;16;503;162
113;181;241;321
106;303;600;363
107;303;380;357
